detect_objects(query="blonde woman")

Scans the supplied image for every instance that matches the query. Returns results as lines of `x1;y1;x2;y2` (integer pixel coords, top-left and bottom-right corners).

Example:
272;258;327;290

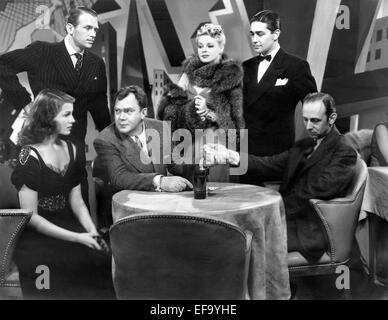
158;23;244;181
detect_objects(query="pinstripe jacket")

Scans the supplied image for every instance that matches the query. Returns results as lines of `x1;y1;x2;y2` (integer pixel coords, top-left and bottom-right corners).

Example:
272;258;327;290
0;40;110;145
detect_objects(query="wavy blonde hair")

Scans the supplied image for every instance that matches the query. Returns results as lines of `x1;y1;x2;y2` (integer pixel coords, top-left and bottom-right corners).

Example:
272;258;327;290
196;23;226;47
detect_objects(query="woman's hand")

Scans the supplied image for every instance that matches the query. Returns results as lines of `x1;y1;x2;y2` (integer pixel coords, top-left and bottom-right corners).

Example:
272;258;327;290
194;95;209;120
90;232;111;254
76;233;102;250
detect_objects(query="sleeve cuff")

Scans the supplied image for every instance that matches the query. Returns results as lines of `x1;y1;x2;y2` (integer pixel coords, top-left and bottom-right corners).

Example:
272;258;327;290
228;150;240;166
152;174;163;192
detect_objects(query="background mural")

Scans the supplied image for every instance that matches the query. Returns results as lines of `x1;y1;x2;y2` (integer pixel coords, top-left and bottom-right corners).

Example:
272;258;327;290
0;0;387;160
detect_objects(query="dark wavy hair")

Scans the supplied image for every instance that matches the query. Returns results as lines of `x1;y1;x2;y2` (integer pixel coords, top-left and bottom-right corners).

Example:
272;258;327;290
111;85;147;118
18;89;75;146
250;10;281;32
66;6;98;27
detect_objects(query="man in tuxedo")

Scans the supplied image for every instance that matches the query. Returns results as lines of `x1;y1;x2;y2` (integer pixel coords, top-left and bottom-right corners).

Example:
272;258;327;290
243;10;317;166
0;6;111;202
204;92;357;261
94;85;192;193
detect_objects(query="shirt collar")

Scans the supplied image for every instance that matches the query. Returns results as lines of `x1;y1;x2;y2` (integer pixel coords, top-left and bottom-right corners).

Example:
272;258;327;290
64;34;84;57
127;121;145;139
262;43;280;60
131;121;147;150
315;129;331;150
137;121;146;140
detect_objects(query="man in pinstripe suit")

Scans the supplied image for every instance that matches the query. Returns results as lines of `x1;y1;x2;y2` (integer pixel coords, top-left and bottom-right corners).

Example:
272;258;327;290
0;6;111;204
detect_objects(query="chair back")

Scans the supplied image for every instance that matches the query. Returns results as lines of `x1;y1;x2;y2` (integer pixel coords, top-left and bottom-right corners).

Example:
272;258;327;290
311;157;368;263
0;163;31;297
110;213;252;300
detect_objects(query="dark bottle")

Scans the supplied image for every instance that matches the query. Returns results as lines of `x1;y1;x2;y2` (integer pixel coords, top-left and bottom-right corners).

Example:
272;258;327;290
193;164;208;199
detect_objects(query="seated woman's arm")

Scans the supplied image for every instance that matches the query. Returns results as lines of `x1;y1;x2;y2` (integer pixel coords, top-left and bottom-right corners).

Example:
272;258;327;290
375;124;388;164
69;184;98;235
19;185;100;250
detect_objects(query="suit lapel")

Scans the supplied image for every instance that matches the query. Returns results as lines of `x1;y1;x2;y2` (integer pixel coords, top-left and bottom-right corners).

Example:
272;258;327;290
75;51;97;93
115;119;167;175
116;129;154;174
53;41;79;91
299;128;340;175
245;48;286;108
144;119;167;174
283;146;307;188
285;128;340;186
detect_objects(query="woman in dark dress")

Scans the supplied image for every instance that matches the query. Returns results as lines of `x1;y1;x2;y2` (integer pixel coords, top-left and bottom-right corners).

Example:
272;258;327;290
11;89;115;299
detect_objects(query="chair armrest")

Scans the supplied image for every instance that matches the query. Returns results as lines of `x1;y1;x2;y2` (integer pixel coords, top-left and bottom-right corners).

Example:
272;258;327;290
309;189;363;227
309;194;363;262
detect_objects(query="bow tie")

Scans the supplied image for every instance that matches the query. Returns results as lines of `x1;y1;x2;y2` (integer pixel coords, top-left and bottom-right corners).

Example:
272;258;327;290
255;55;272;63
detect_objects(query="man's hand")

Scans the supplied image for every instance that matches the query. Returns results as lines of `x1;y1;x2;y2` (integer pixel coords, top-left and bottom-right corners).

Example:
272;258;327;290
161;176;193;192
204;144;240;166
203;143;230;166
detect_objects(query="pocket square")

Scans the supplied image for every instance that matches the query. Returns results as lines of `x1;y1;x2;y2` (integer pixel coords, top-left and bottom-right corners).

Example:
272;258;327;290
275;78;288;86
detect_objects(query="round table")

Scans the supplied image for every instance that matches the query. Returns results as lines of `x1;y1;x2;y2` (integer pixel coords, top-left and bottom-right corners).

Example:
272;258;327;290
360;167;388;221
358;167;388;284
112;182;290;300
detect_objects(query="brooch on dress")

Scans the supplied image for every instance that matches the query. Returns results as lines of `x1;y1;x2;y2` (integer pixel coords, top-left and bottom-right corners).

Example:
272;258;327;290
19;146;31;165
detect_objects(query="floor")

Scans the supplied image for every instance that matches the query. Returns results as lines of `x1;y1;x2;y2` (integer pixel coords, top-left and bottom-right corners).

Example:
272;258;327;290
292;244;388;300
292;272;388;300
4;238;388;300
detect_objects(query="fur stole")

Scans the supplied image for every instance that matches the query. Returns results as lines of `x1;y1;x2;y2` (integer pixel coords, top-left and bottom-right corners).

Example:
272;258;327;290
183;54;243;93
157;54;244;135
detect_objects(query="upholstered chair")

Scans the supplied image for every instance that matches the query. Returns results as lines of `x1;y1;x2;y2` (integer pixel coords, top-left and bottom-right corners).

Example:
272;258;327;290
0;163;31;299
288;157;368;279
110;213;252;300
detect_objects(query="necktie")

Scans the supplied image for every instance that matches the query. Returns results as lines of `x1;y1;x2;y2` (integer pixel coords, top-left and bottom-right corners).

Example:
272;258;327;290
305;139;317;159
256;55;272;63
74;53;83;74
134;135;143;150
135;135;153;160
146;136;153;158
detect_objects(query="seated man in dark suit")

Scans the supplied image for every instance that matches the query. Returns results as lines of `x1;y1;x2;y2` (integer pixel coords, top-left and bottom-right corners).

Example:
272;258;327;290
204;92;357;261
94;85;192;193
94;85;192;228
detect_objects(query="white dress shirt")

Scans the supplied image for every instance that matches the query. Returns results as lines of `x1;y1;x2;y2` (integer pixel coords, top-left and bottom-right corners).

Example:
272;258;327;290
129;122;162;190
64;35;84;68
130;122;148;155
257;43;281;83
